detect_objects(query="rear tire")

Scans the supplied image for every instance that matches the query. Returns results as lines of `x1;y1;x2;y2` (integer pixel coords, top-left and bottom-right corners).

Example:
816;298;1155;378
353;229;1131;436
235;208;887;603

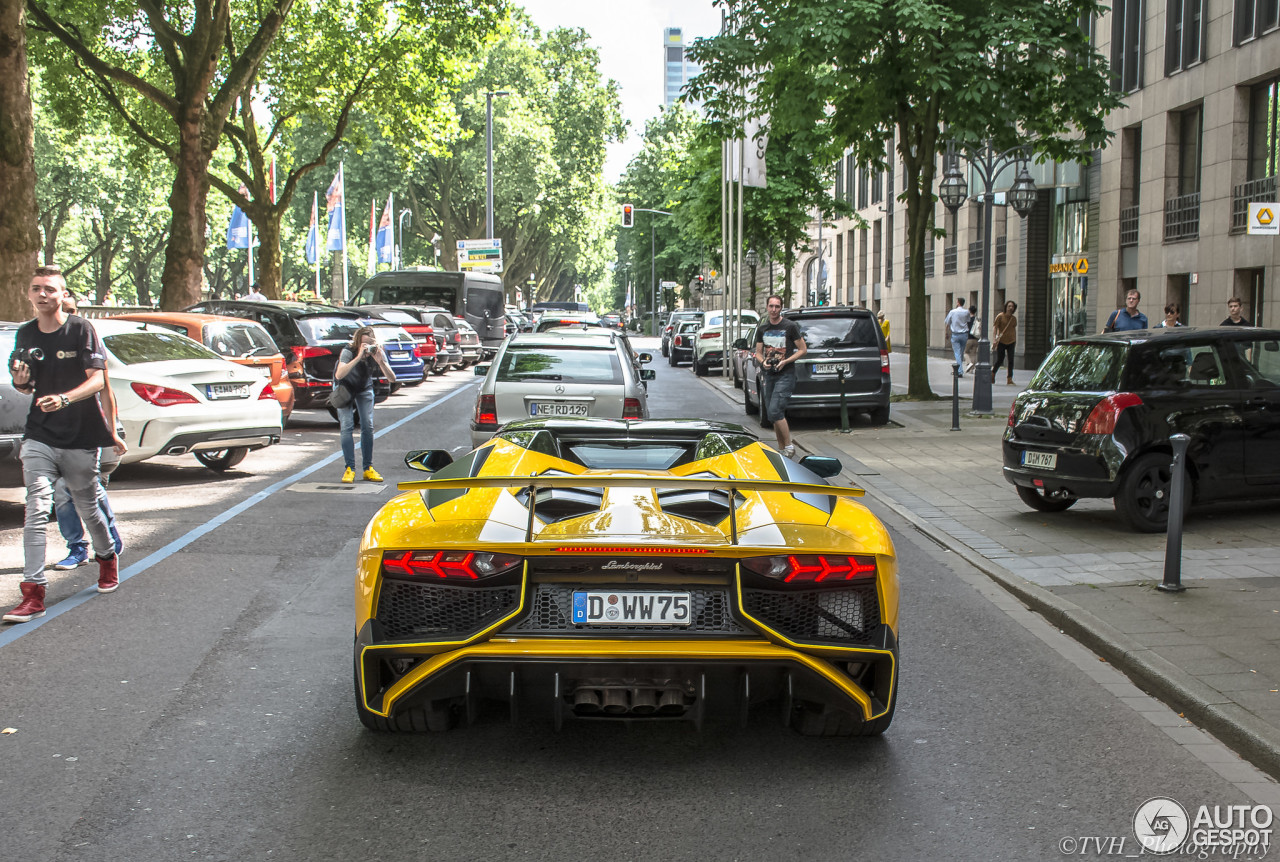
868;405;890;426
354;652;454;732
1016;484;1077;513
1115;451;1190;533
661;341;669;358
694;359;707;377
744;381;759;415
668;351;678;366
194;447;249;472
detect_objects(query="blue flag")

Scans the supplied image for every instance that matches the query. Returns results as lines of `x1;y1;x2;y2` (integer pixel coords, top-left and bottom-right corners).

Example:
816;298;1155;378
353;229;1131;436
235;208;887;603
376;196;394;264
325;166;345;251
305;193;319;265
227;185;250;249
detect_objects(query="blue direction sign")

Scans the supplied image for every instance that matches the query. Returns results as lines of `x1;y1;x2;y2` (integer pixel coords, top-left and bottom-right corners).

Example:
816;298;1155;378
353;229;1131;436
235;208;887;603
457;238;504;273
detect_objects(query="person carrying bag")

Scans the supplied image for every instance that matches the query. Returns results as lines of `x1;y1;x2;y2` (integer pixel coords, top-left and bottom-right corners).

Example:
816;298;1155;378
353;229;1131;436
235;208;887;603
333;326;395;483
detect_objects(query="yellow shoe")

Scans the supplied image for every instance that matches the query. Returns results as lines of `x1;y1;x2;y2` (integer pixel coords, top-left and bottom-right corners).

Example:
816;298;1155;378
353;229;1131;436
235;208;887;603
341;467;355;484
362;467;384;482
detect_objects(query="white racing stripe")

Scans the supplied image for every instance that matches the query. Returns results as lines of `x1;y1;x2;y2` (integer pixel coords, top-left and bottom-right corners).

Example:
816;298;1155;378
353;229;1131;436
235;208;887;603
0;383;478;647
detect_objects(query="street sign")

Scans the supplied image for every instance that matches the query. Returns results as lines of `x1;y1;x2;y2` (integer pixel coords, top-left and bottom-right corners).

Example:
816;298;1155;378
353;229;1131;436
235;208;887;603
457;238;504;273
660;280;678;289
1247;202;1279;236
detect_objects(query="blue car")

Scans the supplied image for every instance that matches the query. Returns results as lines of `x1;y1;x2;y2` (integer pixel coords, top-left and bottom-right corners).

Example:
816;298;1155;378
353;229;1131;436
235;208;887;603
371;324;426;386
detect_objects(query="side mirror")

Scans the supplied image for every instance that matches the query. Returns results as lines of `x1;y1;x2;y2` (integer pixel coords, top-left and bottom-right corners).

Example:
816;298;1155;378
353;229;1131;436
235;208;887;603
732;338;748;350
404;449;453;473
798;455;842;477
473;363;490;376
638;352;653;363
640;369;656;381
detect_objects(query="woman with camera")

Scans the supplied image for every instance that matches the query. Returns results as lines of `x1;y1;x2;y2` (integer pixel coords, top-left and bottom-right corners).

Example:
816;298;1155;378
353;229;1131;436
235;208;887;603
334;326;395;484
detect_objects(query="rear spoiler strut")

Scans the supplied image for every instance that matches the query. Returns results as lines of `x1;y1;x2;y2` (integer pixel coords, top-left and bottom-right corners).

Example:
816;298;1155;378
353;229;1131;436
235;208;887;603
397;474;865;545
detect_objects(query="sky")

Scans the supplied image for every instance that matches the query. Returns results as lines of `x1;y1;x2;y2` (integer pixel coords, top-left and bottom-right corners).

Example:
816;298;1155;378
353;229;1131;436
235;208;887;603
516;0;723;180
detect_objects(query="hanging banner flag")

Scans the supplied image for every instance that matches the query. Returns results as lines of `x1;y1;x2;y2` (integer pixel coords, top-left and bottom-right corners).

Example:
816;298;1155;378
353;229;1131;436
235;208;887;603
305;193;319;265
376;195;394;264
731;115;769;189
367;197;377;275
325;166;345;251
227;184;251;249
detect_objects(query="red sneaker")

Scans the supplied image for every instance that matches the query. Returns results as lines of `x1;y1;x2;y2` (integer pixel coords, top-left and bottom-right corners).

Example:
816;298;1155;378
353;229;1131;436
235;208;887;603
97;554;119;594
3;583;46;623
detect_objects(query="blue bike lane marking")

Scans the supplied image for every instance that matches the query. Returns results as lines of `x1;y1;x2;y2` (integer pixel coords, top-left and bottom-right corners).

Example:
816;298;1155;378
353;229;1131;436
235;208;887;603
0;383;477;647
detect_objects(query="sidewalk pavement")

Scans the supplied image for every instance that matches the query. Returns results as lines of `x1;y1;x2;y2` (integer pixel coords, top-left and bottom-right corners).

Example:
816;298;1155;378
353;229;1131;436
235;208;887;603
703;350;1280;783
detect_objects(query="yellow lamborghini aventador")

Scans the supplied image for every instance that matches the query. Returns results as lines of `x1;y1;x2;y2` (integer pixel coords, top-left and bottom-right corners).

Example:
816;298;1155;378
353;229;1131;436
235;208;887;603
354;418;898;736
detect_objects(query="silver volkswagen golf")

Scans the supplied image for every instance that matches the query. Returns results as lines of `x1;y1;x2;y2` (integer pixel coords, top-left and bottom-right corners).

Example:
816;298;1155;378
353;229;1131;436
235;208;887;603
470;331;654;446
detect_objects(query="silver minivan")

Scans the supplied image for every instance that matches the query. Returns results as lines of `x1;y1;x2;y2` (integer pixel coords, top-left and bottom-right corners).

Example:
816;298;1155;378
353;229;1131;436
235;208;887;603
470;331;654;446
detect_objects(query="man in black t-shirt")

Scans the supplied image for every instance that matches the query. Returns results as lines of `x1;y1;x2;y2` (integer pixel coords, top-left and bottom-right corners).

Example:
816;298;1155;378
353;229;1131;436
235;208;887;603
753;295;808;458
1221;297;1251;326
4;266;126;625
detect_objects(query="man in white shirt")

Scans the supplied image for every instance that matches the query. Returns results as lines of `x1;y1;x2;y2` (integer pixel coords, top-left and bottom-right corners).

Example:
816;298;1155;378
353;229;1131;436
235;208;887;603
943;298;972;374
244;283;267;301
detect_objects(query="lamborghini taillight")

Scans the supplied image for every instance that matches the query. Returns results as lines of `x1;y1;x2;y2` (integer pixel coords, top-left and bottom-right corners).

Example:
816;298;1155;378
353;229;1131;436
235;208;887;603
741;554;877;585
381;550;521;580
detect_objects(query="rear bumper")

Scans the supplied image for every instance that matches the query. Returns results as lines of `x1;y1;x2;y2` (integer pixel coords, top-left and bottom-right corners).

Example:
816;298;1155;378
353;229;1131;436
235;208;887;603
1001;434;1123;498
143;425;282;459
786;378;891;411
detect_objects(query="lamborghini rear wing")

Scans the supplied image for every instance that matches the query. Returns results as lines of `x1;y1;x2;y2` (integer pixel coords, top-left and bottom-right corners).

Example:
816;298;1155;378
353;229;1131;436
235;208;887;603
396;474;865;544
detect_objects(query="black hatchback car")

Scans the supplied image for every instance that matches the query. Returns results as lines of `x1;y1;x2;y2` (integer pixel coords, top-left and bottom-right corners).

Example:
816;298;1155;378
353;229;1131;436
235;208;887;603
738;306;891;426
1003;327;1280;531
185;300;389;409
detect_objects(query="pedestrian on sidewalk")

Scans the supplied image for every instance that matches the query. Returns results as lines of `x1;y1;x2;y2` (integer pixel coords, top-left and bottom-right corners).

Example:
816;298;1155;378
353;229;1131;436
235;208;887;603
1103;288;1148;332
877;310;890;352
963;314;981;372
1154;302;1185;328
1221;297;1251;326
244;282;267;301
4;266;126;624
334;325;395;484
991;300;1018;384
943;297;971;373
754;295;807;459
50;291;124;570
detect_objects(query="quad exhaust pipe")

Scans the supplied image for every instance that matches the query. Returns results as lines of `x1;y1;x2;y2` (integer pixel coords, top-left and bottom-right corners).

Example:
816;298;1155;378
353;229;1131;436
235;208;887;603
569;681;690;717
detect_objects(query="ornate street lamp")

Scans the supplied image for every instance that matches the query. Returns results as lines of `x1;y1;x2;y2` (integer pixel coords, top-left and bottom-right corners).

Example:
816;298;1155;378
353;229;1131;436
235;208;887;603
939;140;1037;414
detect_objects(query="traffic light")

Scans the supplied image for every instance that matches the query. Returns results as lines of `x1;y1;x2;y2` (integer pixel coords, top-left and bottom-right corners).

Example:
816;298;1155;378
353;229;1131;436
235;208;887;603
695;275;705;291
621;203;634;228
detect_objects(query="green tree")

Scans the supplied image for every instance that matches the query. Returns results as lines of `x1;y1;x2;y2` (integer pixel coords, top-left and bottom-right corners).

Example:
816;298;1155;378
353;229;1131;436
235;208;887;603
0;0;39;320
690;0;1120;398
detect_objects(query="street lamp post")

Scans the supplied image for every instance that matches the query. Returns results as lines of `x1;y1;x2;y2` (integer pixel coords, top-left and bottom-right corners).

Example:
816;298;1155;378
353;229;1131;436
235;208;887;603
485;91;510;241
938;140;1038;414
397;209;411;270
630;208;673;336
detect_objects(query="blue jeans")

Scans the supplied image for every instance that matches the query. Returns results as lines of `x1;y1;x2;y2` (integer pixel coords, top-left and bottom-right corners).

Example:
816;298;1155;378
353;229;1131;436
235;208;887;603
339;387;376;470
950;333;968;370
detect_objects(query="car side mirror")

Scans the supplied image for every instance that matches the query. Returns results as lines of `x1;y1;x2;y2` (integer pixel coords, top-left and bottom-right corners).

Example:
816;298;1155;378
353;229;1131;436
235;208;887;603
640;369;656;381
404;449;453;473
798;455;842;478
732;338;748;350
638;352;652;363
474;363;490;376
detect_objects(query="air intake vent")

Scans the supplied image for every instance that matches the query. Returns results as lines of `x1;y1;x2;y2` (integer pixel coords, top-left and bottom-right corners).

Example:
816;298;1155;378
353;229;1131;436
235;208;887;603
657;488;744;526
515;486;604;524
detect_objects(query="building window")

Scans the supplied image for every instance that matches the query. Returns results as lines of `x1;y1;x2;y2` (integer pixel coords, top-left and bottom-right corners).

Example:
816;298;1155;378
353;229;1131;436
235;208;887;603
1179;106;1203;196
1235;0;1280;44
845;154;855;203
871;170;883;205
886;214;894;283
857;168;868;210
1110;0;1144;92
1166;0;1205;75
1248;78;1280;180
835;159;845;203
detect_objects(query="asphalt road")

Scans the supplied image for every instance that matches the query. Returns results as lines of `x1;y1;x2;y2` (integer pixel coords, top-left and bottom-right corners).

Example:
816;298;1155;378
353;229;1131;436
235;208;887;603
0;339;1267;861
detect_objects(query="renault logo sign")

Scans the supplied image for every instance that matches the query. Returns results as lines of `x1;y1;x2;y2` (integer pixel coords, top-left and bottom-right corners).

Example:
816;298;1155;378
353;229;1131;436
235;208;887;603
1248;202;1279;235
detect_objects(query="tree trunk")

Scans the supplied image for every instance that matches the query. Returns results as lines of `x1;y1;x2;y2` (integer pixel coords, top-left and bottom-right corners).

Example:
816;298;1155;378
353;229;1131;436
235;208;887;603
158;121;213;310
0;0;39;321
256;215;282;300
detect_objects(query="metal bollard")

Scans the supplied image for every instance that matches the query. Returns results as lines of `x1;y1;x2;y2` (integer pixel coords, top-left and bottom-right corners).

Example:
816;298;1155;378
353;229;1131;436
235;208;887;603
1158;433;1191;593
950;363;961;431
837;368;850;433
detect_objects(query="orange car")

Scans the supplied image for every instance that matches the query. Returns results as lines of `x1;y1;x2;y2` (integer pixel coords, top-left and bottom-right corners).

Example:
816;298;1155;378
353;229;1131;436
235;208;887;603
109;312;295;421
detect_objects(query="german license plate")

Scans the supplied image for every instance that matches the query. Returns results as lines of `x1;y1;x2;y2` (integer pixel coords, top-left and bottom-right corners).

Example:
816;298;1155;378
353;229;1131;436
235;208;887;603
571;591;693;625
813;363;850;375
1022;451;1058;469
530;402;588;417
206;383;249;400
391;351;410;360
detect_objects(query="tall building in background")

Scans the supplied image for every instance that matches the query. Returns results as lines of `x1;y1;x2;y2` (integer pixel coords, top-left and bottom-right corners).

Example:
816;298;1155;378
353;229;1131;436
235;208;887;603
663;27;702;108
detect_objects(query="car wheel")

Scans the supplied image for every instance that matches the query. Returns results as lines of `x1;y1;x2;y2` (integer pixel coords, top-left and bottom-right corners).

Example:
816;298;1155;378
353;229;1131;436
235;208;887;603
744;380;759;415
194;447;249;472
353;653;454;732
868;405;891;426
757;379;772;427
694;359;707;377
668;351;678;367
1115;451;1191;533
661;342;669;358
1015;484;1077;513
792;661;897;737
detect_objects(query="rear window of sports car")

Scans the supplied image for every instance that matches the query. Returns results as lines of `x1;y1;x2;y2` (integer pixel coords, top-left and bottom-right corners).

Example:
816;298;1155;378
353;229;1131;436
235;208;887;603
104;332;220;364
1031;343;1125;391
496;347;623;384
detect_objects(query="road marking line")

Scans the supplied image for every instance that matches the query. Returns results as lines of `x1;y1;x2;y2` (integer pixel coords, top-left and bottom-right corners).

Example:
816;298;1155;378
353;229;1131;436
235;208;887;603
0;383;477;647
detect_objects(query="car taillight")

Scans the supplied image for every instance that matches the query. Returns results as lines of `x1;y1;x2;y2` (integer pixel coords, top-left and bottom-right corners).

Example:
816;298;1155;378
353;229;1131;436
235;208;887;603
381;550;521;580
296;345;332;360
130;382;198;406
674;336;683;347
701;330;721;339
258;384;276;400
623;397;643;419
1007;403;1018;427
414;343;432;358
741;554;877;585
1081;392;1143;435
451;331;461;344
880;349;890;374
475;394;498;426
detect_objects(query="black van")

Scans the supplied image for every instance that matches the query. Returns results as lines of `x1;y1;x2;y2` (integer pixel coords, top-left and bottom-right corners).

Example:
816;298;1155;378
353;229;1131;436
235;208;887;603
350;270;506;357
